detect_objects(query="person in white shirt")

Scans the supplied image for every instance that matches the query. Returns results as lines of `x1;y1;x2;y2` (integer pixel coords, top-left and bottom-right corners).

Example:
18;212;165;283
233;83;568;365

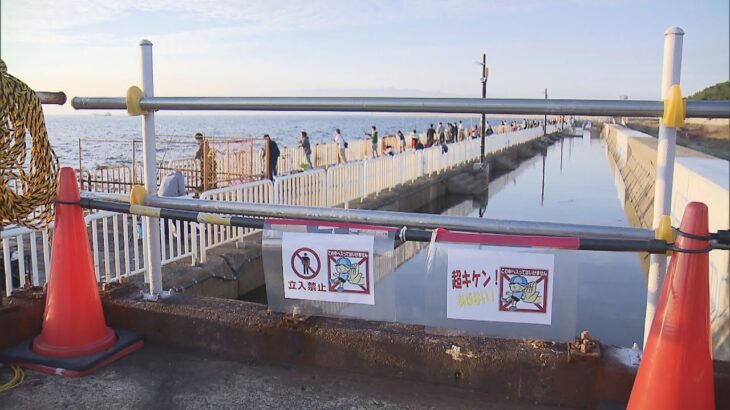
457;121;464;141
436;122;445;143
334;128;347;163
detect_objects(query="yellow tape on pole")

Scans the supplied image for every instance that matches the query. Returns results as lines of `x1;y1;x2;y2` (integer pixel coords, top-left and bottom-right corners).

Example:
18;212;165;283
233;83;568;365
663;84;685;128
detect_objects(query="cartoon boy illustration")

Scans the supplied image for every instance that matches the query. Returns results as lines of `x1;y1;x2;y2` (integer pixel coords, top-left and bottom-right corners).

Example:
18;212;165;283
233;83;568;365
330;257;364;292
502;275;542;311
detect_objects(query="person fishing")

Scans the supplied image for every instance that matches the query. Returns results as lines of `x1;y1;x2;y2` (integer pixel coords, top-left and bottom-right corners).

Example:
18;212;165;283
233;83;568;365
365;126;378;158
397;130;406;152
194;132;217;193
263;134;280;181
334;128;347;163
426;124;436;147
158;169;187;238
298;130;313;169
158;169;186;198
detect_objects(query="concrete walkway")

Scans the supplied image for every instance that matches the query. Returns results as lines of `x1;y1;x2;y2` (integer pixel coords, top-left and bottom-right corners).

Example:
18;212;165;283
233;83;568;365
1;344;559;409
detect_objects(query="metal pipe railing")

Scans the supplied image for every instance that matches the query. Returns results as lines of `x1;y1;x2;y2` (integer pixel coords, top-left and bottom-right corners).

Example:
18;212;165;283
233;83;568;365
77;197;669;254
38;91;67;105
79;191;656;241
70;96;730;118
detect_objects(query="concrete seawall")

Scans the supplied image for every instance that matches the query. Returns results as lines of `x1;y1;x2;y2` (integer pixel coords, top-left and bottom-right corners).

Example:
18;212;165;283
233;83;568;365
602;124;729;361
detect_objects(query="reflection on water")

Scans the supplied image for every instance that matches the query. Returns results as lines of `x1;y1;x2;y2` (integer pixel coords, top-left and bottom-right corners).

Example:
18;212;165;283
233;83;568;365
340;130;646;348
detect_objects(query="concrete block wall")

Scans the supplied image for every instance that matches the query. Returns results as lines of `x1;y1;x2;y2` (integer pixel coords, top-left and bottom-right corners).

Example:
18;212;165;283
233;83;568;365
603;124;729;361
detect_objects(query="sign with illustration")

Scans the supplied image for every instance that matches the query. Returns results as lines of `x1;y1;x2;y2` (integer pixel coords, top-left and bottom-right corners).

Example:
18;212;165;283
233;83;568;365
282;232;375;305
446;248;554;325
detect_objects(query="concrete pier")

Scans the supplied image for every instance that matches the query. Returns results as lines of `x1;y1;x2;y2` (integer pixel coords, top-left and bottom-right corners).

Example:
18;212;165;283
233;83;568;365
3;286;729;408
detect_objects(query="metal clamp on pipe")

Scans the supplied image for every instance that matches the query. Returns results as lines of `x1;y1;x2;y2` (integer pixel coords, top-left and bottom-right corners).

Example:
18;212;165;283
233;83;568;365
126;86;148;116
655;215;675;256
129;185;147;205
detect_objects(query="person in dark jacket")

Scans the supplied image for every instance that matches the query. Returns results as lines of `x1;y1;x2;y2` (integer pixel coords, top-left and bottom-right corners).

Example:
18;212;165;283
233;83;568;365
263;134;280;181
426;124;436;147
298;131;313;169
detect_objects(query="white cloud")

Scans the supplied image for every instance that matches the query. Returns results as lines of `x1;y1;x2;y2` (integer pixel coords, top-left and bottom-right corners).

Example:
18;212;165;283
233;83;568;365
2;0;582;46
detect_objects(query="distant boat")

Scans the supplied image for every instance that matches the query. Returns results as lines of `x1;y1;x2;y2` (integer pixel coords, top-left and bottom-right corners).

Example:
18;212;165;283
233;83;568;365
93;112;113;117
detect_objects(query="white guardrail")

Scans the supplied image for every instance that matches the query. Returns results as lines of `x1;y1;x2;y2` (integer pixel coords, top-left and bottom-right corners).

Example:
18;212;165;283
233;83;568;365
1;125;557;295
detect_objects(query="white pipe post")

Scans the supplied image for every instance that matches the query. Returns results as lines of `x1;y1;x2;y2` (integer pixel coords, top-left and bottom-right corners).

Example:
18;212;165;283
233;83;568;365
644;26;684;348
140;39;163;296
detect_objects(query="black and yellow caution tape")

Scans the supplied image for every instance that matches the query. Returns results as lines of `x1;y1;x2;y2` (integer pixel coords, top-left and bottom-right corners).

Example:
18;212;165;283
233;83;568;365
76;197;679;254
0;59;59;228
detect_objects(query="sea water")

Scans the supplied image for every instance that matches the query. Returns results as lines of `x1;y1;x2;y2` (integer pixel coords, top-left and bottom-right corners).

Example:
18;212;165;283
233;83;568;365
45;113;504;168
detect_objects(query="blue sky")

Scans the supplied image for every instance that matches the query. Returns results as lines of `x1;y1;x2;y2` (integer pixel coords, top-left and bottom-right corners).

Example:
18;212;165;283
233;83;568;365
1;0;728;115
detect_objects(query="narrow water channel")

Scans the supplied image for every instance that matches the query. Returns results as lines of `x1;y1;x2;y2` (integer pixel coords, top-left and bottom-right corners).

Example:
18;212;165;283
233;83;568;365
341;130;646;348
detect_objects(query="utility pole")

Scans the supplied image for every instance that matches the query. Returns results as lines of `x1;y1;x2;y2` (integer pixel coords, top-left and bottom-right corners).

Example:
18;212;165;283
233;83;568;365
479;53;488;163
542;88;547;134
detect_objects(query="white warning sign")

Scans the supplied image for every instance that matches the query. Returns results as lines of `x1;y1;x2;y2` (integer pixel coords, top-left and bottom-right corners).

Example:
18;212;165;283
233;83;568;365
282;231;375;305
446;248;554;325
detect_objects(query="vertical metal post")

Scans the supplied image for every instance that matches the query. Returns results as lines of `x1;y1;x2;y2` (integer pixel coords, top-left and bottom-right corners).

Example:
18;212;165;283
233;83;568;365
131;140;136;184
202;140;209;191
77;138;83;189
644;26;684;347
479;53;487;163
249;139;254;179
226;140;231;179
542;88;547;135
77;138;82;174
264;138;271;180
140;39;163;296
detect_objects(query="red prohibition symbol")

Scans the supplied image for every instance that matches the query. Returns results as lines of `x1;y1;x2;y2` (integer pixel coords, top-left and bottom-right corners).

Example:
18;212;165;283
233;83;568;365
291;247;321;280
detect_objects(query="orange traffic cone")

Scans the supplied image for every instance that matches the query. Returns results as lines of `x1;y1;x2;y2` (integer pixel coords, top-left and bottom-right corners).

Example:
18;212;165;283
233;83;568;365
1;167;143;377
32;167;116;357
627;202;714;409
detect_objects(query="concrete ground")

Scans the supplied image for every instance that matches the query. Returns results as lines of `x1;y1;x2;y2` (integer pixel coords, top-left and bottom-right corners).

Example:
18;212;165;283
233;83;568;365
1;344;558;410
